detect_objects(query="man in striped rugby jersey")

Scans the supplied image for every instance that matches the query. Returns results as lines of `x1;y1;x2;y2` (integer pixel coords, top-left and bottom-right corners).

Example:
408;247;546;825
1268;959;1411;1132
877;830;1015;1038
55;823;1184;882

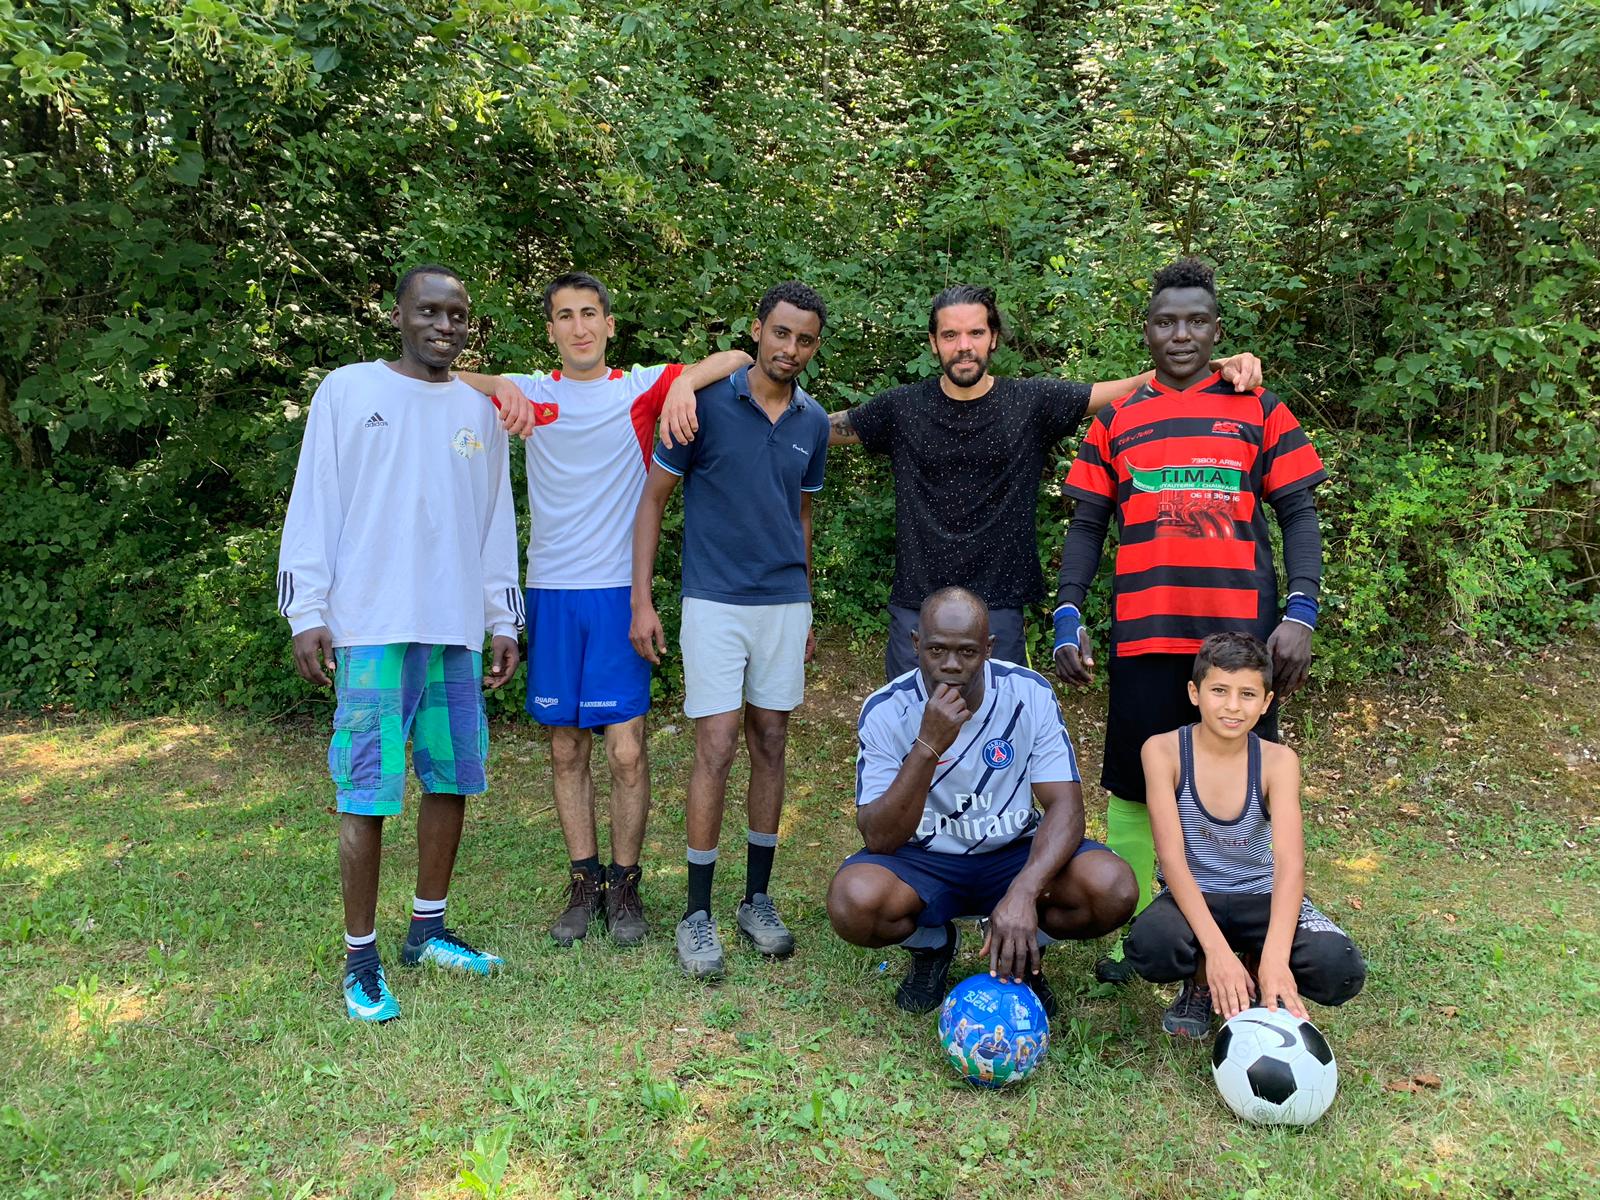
1052;258;1327;985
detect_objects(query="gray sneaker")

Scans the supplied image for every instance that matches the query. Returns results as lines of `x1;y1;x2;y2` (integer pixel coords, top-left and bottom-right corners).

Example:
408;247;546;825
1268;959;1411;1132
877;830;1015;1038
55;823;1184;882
675;910;725;979
1162;980;1215;1039
735;893;795;957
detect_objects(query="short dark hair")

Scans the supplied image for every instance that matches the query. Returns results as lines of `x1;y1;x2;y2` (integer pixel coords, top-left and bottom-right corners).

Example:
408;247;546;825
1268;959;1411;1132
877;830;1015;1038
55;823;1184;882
396;263;463;304
543;272;611;319
757;281;827;330
1191;632;1272;688
1150;257;1217;310
928;284;1004;339
918;585;988;627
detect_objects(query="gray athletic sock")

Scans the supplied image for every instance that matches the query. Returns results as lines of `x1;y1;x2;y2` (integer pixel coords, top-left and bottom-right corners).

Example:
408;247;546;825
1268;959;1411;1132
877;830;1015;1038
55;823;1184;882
901;924;950;951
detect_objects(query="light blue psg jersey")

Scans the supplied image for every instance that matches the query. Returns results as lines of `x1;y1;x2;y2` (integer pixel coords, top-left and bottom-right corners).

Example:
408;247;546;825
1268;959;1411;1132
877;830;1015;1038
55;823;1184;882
855;660;1080;855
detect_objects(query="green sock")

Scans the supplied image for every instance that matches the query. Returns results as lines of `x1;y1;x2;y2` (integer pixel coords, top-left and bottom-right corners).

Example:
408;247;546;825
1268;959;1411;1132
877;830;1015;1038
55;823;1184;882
1104;795;1156;961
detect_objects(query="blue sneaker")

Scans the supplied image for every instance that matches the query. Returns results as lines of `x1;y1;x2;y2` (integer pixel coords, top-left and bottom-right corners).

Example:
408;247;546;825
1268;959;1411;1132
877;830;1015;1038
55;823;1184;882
344;964;400;1023
401;927;503;976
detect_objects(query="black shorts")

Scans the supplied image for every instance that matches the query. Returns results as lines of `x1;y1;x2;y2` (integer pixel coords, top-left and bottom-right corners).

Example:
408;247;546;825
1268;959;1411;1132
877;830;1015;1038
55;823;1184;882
1123;889;1366;1007
1103;651;1279;803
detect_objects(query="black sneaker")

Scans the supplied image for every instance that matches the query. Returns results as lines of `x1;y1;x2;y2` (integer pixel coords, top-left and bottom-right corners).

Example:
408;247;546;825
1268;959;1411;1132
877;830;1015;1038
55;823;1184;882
604;866;648;946
550;869;604;946
1023;966;1059;1020
895;923;959;1014
1094;953;1138;985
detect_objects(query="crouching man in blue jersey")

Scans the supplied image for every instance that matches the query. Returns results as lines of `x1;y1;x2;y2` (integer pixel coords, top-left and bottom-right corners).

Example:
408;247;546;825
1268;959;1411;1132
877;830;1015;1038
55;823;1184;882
826;586;1138;1015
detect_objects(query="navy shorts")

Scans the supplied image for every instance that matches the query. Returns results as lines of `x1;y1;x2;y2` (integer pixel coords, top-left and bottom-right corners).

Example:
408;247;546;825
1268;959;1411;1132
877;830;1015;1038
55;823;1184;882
841;836;1109;928
524;587;651;728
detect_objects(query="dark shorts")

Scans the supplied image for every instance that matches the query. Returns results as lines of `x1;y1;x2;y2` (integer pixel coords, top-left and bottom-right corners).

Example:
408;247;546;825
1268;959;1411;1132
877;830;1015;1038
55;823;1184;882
1103;651;1279;803
885;604;1027;682
841;836;1109;928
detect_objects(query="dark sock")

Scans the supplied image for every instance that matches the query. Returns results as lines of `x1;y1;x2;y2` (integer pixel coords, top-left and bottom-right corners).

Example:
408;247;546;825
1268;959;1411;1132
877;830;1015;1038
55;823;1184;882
571;855;602;879
608;861;638;883
407;895;446;944
685;856;716;920
745;831;777;901
345;932;380;976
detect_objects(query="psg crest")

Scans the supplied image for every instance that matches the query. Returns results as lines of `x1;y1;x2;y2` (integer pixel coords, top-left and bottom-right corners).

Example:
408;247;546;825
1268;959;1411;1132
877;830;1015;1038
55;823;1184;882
982;738;1014;769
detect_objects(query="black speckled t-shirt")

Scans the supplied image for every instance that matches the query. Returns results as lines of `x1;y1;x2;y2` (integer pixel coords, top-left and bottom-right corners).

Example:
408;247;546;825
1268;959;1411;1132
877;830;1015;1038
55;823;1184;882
849;377;1091;609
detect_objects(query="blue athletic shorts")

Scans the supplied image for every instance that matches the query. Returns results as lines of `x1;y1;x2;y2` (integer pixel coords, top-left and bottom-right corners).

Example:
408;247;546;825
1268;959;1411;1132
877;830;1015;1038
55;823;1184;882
525;586;651;728
841;836;1110;928
329;644;488;817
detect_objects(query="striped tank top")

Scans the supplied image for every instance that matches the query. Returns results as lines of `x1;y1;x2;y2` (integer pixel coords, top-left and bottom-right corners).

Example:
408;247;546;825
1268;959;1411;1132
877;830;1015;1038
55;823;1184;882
1169;724;1275;894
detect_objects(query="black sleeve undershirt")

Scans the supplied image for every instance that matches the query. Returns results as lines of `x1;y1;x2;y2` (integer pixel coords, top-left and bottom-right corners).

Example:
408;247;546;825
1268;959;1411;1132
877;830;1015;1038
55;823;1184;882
1055;495;1114;611
1270;486;1322;600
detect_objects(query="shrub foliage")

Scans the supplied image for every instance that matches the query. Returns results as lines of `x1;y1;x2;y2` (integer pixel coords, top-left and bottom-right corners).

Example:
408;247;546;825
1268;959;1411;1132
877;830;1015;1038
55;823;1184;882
3;0;1597;713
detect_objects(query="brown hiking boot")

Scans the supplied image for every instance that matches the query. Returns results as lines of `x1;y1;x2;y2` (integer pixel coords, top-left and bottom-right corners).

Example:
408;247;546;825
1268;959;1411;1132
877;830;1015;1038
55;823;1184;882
550;869;603;946
604;865;648;945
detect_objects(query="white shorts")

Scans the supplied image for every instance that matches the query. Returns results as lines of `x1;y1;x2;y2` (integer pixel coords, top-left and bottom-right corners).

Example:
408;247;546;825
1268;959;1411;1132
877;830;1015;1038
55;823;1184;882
679;597;811;718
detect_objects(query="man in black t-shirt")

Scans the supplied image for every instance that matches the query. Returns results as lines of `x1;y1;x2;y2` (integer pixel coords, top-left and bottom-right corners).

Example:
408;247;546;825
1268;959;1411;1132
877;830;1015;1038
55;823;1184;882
826;285;1264;679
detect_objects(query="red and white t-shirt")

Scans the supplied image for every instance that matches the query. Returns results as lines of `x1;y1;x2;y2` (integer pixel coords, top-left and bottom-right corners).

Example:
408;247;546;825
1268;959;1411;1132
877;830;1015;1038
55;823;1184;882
1063;373;1326;657
507;364;682;589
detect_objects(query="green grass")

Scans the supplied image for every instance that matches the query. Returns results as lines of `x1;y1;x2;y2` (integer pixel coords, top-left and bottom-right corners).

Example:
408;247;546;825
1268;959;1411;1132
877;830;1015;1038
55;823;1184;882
2;636;1598;1199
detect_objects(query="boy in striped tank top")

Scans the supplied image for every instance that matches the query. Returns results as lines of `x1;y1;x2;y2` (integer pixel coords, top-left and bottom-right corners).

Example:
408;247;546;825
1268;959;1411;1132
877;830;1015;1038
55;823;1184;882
1124;634;1365;1038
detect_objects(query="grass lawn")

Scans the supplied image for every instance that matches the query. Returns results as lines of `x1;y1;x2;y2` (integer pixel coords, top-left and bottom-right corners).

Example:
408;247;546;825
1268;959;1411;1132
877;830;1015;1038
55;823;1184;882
2;635;1598;1199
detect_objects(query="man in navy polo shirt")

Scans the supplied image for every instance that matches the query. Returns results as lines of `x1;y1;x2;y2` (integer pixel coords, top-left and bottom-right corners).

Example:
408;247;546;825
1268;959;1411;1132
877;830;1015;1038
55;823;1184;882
631;281;831;978
825;586;1137;1014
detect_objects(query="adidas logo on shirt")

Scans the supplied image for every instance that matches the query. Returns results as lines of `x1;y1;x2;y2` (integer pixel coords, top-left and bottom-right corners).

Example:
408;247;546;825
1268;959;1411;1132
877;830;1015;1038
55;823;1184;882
365;412;388;428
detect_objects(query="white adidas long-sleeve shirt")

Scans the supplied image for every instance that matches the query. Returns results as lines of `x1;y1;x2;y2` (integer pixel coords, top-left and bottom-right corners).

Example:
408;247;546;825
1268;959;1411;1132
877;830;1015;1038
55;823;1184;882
277;360;524;649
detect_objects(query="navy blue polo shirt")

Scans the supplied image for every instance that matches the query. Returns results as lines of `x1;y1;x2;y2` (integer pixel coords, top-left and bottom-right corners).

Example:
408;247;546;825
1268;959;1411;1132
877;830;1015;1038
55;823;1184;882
653;366;829;605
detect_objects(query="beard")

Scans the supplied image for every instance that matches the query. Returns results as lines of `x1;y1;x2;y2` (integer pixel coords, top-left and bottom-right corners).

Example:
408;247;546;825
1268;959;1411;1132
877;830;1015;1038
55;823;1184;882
940;349;990;387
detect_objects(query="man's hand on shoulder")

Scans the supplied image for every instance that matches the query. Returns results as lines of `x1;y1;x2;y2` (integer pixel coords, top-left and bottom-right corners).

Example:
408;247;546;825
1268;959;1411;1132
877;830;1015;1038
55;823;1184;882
292;627;335;687
1215;353;1263;393
658;375;699;449
484;635;519;690
484;376;539;438
827;407;861;447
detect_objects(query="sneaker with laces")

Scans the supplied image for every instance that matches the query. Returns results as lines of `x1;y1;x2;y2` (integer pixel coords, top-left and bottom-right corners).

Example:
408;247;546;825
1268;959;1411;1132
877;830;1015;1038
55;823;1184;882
344;964;400;1023
735;893;795;957
1161;980;1214;1038
401;927;504;976
895;922;959;1014
550;869;604;946
675;909;725;979
605;866;648;946
1094;952;1137;985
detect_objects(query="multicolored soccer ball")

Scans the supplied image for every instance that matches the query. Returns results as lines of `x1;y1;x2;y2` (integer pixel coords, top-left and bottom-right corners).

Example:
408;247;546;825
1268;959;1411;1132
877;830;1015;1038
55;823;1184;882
1211;1006;1338;1125
937;975;1050;1088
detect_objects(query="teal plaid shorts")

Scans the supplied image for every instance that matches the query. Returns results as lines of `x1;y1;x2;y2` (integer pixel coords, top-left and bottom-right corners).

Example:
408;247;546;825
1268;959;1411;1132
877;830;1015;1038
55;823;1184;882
328;644;488;816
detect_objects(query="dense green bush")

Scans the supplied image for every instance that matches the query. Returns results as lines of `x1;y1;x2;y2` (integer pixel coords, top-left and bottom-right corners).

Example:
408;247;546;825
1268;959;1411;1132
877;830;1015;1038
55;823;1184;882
3;0;1596;713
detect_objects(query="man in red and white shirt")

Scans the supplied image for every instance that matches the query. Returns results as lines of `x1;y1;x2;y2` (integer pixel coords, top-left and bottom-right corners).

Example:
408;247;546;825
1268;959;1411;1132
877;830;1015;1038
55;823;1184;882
458;272;749;947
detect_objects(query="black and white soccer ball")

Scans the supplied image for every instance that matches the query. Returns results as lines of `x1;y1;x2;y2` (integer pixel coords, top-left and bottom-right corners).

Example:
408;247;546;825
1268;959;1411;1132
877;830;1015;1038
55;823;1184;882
1211;1006;1338;1125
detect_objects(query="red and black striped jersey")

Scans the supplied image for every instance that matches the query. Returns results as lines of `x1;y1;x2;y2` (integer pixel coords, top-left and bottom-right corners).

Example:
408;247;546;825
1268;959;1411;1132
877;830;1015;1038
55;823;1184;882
1063;372;1326;658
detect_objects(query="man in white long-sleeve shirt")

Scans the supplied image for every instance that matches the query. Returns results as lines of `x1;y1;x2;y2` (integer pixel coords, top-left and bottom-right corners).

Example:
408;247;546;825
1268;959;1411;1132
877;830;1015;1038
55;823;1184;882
277;264;524;1023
